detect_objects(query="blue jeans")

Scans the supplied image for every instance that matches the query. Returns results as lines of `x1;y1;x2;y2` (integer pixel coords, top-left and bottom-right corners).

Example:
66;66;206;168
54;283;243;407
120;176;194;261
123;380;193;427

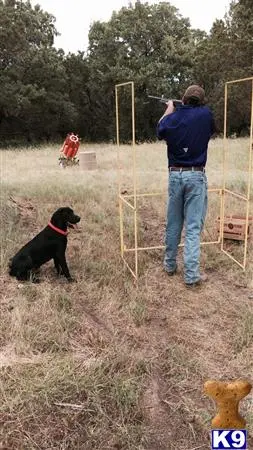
164;170;208;284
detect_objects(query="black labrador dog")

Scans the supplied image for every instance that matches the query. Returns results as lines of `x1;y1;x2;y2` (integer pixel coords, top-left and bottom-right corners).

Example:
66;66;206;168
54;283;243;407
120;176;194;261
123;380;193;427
9;207;80;283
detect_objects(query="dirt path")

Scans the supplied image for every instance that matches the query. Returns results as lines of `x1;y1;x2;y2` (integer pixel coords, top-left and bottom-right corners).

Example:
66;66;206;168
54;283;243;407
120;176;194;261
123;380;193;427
135;263;253;449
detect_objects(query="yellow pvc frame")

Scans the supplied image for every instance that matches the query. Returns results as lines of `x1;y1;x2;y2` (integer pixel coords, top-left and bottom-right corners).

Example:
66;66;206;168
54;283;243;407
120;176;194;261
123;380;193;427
116;78;253;280
116;82;138;279
221;77;253;270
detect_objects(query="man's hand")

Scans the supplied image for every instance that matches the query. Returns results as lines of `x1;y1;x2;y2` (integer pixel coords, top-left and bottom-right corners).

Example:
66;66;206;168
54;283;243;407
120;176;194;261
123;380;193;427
164;100;175;115
158;100;175;123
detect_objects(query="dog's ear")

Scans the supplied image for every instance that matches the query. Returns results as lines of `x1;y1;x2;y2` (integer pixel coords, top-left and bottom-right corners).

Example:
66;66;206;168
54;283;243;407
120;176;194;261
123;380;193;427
51;208;66;227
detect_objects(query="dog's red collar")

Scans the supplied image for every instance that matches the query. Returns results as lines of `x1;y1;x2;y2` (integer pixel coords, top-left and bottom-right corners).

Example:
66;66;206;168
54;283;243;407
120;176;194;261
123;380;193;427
48;222;68;236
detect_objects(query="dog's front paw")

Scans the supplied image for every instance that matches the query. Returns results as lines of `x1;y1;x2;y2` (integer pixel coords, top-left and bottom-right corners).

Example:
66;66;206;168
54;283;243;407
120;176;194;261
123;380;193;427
67;277;76;283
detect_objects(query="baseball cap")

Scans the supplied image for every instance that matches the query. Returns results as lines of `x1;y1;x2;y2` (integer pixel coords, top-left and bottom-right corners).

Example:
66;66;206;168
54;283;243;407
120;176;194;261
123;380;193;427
183;85;205;104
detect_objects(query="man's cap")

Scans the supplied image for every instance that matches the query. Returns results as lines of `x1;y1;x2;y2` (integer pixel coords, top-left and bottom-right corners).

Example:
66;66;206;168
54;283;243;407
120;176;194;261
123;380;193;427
183;85;205;104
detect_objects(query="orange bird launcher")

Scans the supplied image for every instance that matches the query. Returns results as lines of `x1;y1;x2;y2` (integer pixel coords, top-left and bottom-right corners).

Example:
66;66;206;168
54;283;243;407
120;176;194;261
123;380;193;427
59;133;80;167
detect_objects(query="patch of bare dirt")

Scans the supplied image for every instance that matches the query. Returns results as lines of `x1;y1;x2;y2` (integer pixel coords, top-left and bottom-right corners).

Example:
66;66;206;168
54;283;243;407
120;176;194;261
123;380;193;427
142;375;173;449
138;202;166;247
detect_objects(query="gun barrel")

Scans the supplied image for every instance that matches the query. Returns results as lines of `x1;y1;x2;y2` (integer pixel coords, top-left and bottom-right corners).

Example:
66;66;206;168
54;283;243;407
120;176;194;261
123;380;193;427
148;95;182;107
148;95;169;103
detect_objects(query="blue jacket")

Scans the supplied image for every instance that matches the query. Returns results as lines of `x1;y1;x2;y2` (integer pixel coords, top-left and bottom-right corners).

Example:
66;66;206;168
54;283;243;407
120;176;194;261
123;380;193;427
157;105;215;167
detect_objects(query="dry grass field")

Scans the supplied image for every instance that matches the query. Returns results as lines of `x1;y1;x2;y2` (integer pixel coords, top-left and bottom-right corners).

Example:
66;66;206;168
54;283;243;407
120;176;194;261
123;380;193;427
0;138;253;449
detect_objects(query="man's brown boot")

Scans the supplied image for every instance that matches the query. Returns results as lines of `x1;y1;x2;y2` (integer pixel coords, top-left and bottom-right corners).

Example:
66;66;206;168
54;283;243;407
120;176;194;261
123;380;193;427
185;273;208;287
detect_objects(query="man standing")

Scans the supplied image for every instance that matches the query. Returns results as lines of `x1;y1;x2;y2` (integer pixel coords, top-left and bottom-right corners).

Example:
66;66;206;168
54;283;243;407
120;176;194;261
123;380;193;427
157;85;215;286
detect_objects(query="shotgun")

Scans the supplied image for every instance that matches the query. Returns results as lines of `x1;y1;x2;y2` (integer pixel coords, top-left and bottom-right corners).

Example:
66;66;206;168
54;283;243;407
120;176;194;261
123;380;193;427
148;95;182;108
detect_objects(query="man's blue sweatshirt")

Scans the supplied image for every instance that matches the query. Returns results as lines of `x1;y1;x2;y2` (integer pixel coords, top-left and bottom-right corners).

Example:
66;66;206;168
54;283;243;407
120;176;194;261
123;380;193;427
157;105;215;167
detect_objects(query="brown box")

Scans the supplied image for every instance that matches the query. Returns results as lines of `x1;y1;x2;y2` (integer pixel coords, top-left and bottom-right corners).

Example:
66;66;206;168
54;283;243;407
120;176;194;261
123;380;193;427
79;151;97;170
216;215;253;241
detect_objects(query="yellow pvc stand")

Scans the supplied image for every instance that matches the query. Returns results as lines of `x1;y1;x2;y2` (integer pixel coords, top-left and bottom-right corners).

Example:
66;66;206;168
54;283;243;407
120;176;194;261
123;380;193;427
116;77;253;280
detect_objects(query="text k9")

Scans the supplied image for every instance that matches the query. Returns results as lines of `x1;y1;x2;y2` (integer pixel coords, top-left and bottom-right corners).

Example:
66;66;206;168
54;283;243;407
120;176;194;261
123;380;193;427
211;430;247;449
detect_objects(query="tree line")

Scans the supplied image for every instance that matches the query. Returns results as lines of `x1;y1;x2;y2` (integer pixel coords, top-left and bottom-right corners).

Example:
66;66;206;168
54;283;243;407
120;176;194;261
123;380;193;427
0;0;252;145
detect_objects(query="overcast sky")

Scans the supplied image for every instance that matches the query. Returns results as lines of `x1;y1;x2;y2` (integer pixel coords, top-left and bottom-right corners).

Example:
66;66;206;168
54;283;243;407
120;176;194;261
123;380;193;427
30;0;231;54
